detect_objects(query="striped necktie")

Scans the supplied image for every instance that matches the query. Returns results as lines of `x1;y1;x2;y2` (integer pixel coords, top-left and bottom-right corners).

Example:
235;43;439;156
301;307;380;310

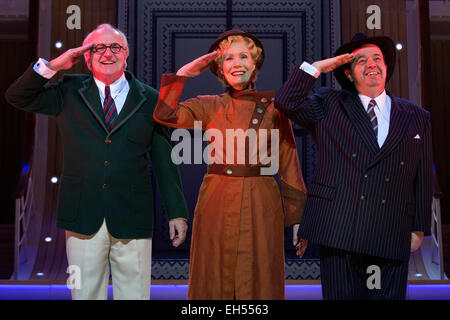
104;85;118;131
367;99;378;138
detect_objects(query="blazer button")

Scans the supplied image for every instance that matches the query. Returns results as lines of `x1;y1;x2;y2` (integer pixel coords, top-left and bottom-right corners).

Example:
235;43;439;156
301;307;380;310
226;169;233;175
261;97;268;103
364;174;368;179
257;108;264;114
252;118;259;125
381;199;386;205
352;153;357;158
102;184;109;189
104;161;111;167
105;139;112;145
400;161;404;166
385;177;390;182
360;194;366;200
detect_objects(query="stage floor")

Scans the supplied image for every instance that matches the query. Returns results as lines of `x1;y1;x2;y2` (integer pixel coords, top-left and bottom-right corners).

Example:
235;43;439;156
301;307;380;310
0;282;449;300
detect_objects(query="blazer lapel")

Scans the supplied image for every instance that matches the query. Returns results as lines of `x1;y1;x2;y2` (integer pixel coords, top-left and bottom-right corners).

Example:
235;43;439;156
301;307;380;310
109;71;147;135
367;93;412;169
78;76;109;133
340;92;380;155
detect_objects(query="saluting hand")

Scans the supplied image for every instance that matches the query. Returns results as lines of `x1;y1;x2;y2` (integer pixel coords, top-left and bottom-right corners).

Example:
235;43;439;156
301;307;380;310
47;42;95;72
312;53;355;74
176;51;220;77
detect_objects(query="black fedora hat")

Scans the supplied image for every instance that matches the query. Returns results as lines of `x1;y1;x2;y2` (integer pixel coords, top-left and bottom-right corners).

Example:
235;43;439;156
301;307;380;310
333;32;396;92
208;29;265;77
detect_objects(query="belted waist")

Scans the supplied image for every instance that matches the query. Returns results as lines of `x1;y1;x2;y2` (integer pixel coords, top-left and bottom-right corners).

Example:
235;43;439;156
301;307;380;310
207;164;270;177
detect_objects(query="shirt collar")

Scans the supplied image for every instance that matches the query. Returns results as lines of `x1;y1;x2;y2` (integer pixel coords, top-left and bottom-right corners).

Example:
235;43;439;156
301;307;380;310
94;73;127;98
358;90;387;113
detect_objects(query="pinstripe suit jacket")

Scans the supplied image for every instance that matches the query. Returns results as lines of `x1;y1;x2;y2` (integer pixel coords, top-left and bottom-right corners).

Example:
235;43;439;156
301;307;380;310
275;67;433;261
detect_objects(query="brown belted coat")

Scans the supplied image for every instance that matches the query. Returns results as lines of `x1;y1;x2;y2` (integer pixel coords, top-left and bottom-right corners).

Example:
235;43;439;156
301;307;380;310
154;74;307;299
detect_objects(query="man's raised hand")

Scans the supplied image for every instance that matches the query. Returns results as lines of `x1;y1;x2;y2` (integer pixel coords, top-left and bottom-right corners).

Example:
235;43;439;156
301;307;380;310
312;53;355;74
47;43;95;72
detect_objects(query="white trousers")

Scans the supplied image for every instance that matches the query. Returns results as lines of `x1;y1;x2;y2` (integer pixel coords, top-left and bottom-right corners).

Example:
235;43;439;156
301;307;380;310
65;219;152;300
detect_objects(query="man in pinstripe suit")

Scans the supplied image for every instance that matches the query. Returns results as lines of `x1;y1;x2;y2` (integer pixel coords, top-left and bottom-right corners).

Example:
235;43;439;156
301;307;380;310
275;33;433;299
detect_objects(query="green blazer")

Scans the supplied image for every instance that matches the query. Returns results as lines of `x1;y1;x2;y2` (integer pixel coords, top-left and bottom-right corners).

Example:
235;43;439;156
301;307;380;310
5;65;189;238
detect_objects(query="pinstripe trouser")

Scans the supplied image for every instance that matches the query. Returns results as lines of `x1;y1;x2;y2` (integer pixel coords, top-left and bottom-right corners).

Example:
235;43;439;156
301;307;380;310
319;246;409;300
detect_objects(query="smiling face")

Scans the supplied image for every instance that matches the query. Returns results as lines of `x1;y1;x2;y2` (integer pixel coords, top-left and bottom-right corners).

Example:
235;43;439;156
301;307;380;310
345;44;387;97
221;40;257;90
83;26;129;84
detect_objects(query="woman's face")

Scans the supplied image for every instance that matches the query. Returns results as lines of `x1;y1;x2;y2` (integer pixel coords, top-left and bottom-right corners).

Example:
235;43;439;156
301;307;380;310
221;40;256;90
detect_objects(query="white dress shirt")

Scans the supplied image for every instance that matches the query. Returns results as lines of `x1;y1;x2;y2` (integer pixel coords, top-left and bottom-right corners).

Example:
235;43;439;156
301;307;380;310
33;58;130;114
299;61;391;147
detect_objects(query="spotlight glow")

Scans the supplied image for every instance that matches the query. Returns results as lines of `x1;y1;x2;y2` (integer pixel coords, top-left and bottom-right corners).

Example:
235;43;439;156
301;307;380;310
51;177;58;184
395;42;403;51
55;41;63;49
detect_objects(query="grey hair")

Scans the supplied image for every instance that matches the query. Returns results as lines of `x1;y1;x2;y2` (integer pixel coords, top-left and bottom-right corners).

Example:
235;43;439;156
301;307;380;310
82;23;129;49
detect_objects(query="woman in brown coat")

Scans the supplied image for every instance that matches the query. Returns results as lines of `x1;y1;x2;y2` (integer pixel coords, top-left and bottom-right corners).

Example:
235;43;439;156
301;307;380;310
153;30;307;299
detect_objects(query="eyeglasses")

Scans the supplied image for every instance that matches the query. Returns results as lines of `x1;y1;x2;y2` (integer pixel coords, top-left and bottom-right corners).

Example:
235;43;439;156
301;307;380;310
92;43;127;54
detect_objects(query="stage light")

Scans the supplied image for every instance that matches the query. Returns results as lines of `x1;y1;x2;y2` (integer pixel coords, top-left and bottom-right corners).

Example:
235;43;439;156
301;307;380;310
51;177;58;184
415;273;423;277
55;41;63;49
36;272;45;277
395;42;403;51
44;237;52;243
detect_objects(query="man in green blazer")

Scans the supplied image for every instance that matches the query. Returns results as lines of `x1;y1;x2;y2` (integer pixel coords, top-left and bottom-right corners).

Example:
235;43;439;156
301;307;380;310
5;24;189;300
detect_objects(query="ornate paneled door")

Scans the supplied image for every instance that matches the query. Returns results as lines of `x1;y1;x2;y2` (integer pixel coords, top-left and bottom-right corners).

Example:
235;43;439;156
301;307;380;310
118;0;341;259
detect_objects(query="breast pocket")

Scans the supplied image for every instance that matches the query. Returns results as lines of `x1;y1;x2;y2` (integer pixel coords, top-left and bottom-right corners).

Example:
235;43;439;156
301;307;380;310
127;113;154;146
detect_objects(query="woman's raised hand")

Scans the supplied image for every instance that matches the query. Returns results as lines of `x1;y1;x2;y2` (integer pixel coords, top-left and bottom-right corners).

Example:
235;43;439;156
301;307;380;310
176;51;220;77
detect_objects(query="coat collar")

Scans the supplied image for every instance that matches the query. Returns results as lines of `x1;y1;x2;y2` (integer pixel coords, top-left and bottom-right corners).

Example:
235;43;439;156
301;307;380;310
368;91;412;169
78;71;147;136
226;84;274;101
341;91;380;155
340;90;411;167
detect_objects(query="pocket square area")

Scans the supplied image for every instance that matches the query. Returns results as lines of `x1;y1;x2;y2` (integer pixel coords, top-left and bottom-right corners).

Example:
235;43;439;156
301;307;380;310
414;134;421;139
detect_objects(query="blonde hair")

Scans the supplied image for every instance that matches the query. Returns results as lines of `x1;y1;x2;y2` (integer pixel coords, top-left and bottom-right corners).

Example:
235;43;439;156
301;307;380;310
214;35;263;86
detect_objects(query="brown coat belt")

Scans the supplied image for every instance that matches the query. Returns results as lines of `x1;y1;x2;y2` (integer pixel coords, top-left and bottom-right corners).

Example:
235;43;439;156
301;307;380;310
207;164;271;177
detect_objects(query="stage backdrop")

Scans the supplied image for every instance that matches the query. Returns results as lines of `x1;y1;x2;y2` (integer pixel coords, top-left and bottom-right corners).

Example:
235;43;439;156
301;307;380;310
117;0;342;259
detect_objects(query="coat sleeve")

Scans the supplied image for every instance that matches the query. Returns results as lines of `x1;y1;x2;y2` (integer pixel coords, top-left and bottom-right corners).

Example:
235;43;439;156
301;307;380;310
150;120;190;221
276;111;307;227
153;73;211;129
413;111;433;233
5;63;64;117
274;67;330;133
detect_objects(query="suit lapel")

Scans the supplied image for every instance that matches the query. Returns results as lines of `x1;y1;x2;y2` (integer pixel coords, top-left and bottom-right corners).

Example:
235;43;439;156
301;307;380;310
78;76;109;133
367;93;412;169
78;72;148;136
109;72;147;135
340;92;380;155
